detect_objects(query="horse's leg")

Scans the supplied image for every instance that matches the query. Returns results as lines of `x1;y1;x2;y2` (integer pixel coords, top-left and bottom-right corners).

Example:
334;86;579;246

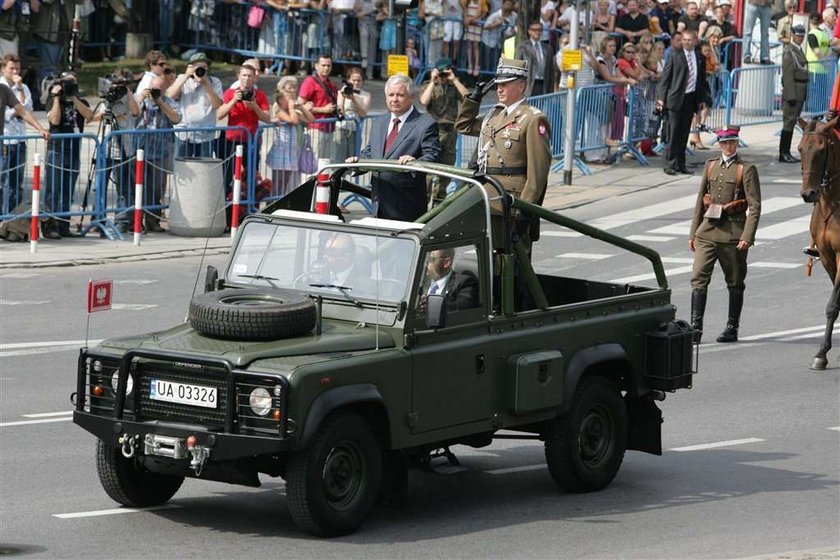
812;261;840;370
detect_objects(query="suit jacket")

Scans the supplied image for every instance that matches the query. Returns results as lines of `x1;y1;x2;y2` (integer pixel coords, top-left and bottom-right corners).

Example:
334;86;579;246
782;43;808;102
442;269;480;311
515;40;556;96
656;46;708;112
360;107;441;222
689;155;762;245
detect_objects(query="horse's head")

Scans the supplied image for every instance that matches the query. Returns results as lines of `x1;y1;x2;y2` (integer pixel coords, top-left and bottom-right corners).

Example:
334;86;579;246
798;116;840;203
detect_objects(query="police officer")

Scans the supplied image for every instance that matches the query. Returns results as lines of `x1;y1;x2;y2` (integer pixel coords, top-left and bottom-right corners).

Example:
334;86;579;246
780;25;808;163
454;57;552;253
689;126;762;343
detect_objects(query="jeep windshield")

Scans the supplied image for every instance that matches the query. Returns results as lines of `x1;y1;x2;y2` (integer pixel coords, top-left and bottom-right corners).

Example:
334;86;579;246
226;219;417;306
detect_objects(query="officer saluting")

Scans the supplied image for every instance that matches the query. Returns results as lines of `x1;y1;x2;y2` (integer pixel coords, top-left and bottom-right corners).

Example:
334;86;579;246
779;24;808;163
689;126;762;344
455;57;552;252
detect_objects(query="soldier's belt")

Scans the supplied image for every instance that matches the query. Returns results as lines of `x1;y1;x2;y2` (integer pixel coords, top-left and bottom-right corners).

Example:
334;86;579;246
485;167;527;175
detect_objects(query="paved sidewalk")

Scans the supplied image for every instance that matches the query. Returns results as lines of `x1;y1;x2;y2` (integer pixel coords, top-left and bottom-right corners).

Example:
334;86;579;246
0;121;788;269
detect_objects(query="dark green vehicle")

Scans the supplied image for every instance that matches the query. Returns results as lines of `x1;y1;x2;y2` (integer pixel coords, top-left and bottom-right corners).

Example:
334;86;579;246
73;162;694;537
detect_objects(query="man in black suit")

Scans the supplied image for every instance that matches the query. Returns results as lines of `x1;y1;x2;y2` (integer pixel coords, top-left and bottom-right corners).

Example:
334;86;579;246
515;22;556;96
655;29;708;175
349;74;441;222
421;248;480;312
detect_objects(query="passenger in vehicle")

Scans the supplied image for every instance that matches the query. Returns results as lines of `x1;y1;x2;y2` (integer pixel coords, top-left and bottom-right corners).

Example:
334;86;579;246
420;248;480;311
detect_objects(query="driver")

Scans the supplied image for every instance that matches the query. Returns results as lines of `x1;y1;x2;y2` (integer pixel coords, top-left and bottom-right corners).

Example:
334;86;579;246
321;233;371;288
420;248;480;311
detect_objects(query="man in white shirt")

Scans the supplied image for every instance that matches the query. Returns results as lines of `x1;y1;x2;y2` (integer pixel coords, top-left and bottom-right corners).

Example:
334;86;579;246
167;51;223;158
0;53;31;212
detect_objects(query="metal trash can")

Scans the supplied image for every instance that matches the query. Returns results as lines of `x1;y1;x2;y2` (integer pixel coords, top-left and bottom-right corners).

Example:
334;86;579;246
168;157;226;237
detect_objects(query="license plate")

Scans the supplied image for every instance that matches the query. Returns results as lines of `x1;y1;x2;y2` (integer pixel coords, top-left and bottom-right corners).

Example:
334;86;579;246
150;378;217;409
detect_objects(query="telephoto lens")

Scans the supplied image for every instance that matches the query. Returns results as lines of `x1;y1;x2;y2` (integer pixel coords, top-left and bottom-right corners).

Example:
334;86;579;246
194;66;207;78
150;88;161;100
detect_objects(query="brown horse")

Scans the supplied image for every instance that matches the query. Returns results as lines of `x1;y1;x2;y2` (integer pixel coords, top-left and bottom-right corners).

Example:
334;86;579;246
798;115;840;370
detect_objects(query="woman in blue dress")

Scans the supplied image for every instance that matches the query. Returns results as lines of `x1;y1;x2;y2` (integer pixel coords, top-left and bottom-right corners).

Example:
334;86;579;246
266;76;314;197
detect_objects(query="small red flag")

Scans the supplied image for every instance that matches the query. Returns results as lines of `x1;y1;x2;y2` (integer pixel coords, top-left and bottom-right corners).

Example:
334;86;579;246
87;279;113;313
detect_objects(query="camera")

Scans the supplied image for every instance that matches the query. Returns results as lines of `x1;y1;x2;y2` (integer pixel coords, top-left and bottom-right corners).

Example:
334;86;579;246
240;88;254;102
194;66;207;78
150;88;161;100
42;73;78;105
62;80;79;98
440;69;452;77
341;80;360;96
98;75;132;103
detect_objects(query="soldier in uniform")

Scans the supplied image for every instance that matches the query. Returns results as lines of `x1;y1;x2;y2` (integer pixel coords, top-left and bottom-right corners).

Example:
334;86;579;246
779;25;808;164
454;57;552;255
689;126;762;343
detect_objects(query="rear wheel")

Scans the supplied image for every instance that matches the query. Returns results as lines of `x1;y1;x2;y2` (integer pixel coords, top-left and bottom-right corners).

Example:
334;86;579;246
544;377;627;493
96;439;184;507
286;413;383;537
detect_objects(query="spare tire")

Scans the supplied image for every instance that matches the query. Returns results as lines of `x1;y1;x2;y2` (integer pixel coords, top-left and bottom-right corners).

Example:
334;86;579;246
188;288;317;341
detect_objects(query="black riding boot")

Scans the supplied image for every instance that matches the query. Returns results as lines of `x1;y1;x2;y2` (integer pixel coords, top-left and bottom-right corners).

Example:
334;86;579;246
690;290;707;343
717;289;744;343
778;130;799;163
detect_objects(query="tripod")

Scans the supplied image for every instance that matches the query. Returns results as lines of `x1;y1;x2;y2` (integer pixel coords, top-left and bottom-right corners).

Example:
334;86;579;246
78;99;127;239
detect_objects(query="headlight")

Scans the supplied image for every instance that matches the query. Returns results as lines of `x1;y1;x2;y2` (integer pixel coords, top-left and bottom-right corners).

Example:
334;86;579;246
249;387;272;416
111;372;134;396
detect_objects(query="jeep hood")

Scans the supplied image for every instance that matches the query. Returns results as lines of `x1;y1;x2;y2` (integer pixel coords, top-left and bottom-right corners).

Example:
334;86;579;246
97;321;396;367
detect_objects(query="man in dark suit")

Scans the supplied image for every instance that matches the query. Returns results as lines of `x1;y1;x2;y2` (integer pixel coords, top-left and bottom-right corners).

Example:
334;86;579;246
421;248;480;312
349;74;440;222
655;29;708;175
779;25;808;163
515;22;556;96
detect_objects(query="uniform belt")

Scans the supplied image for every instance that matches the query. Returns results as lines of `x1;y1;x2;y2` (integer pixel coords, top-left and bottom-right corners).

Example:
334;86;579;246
486;166;526;175
794;78;808;82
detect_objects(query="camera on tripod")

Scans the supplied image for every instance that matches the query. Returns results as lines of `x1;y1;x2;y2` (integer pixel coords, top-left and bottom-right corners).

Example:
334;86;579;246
341;80;360;96
98;75;133;104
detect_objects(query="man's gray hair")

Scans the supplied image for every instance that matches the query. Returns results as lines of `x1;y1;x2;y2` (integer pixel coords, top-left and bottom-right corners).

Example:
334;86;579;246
385;74;416;97
785;0;797;8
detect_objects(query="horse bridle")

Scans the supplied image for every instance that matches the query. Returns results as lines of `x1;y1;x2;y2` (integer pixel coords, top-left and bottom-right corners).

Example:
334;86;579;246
802;128;840;199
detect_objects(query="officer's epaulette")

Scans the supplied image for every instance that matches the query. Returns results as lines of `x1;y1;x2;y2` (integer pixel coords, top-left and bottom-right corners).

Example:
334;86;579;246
529;107;543;116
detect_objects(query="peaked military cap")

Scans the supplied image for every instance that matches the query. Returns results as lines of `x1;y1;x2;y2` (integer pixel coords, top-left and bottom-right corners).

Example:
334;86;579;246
495;58;529;83
715;126;741;141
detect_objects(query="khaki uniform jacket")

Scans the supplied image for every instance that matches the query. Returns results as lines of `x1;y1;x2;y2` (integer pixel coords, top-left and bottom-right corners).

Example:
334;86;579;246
689;156;762;244
455;97;552;207
782;43;808;102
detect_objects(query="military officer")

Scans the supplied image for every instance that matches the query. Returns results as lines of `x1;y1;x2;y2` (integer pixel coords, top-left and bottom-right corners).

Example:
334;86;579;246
780;24;809;163
689;126;762;344
455;57;552;253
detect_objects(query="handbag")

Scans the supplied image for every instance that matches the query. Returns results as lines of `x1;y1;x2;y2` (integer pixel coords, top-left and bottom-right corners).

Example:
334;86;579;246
247;4;266;29
298;132;317;174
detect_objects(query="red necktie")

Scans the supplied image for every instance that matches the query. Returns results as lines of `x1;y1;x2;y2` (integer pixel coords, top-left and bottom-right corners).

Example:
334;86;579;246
384;117;400;154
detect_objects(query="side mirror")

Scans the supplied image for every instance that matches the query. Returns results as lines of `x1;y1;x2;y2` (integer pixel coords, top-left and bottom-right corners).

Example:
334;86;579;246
204;265;219;293
426;294;447;329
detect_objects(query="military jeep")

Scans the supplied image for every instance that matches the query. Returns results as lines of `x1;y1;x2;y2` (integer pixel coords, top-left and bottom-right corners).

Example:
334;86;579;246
73;162;695;537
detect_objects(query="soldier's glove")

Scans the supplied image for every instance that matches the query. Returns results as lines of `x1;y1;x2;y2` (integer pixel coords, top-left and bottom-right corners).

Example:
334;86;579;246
467;79;496;103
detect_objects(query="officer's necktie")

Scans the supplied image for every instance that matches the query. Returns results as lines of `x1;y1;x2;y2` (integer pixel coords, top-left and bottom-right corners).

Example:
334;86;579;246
384;117;400;154
429;282;439;295
686;50;696;93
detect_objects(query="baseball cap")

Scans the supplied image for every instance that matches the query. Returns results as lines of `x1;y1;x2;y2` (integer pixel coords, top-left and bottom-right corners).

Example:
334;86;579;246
717;0;732;6
189;51;210;65
434;57;453;71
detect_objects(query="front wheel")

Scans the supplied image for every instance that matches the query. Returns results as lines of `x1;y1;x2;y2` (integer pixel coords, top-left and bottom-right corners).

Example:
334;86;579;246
544;377;628;493
96;439;184;507
286;413;383;537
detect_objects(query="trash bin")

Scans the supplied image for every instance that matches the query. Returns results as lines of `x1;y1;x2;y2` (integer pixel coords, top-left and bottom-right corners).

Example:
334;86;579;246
168;157;226;237
734;68;775;118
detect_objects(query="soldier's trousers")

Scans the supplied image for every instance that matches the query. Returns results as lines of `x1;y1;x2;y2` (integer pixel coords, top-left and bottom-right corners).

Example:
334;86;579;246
782;100;804;132
690;237;749;291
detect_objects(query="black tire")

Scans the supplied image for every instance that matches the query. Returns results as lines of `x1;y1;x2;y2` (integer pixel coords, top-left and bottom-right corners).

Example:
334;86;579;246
95;439;184;507
188;288;316;341
286;413;383;537
544;377;628;493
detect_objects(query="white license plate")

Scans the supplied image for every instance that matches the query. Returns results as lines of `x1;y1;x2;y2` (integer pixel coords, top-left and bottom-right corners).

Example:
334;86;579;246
150;378;217;409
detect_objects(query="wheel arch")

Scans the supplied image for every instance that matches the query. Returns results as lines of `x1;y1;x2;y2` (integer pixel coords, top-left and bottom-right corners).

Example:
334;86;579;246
298;384;392;450
564;343;633;407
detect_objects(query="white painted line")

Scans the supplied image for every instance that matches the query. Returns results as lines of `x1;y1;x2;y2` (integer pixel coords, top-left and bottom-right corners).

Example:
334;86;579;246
0;417;73;428
626;235;676;242
485;464;546;475
111;303;158;311
739;325;824;341
648;197;804;236
54;504;181;519
556;252;614;260
827;426;840;431
756;215;812;240
0;299;51;306
772;178;803;183
23;411;73;418
0;273;40;278
612;265;693;284
588;194;698;231
669;438;766;452
115;279;158;285
540;230;582;238
750;262;801;269
779;332;824;341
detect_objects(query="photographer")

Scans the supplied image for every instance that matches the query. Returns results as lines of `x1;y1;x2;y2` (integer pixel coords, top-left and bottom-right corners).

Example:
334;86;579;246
420;57;469;202
335;67;370;162
136;75;181;233
297;54;339;162
44;72;93;238
91;67;139;234
217;63;270;197
167;51;223;158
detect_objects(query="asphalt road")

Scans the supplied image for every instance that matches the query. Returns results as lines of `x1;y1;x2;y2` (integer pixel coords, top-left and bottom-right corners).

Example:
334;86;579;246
1;158;839;559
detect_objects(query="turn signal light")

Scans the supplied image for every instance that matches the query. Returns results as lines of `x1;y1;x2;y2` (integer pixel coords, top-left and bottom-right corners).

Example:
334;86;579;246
272;409;282;421
186;435;197;449
92;385;105;396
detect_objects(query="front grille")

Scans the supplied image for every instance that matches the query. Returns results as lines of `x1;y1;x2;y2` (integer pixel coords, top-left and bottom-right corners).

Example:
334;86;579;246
137;368;228;426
